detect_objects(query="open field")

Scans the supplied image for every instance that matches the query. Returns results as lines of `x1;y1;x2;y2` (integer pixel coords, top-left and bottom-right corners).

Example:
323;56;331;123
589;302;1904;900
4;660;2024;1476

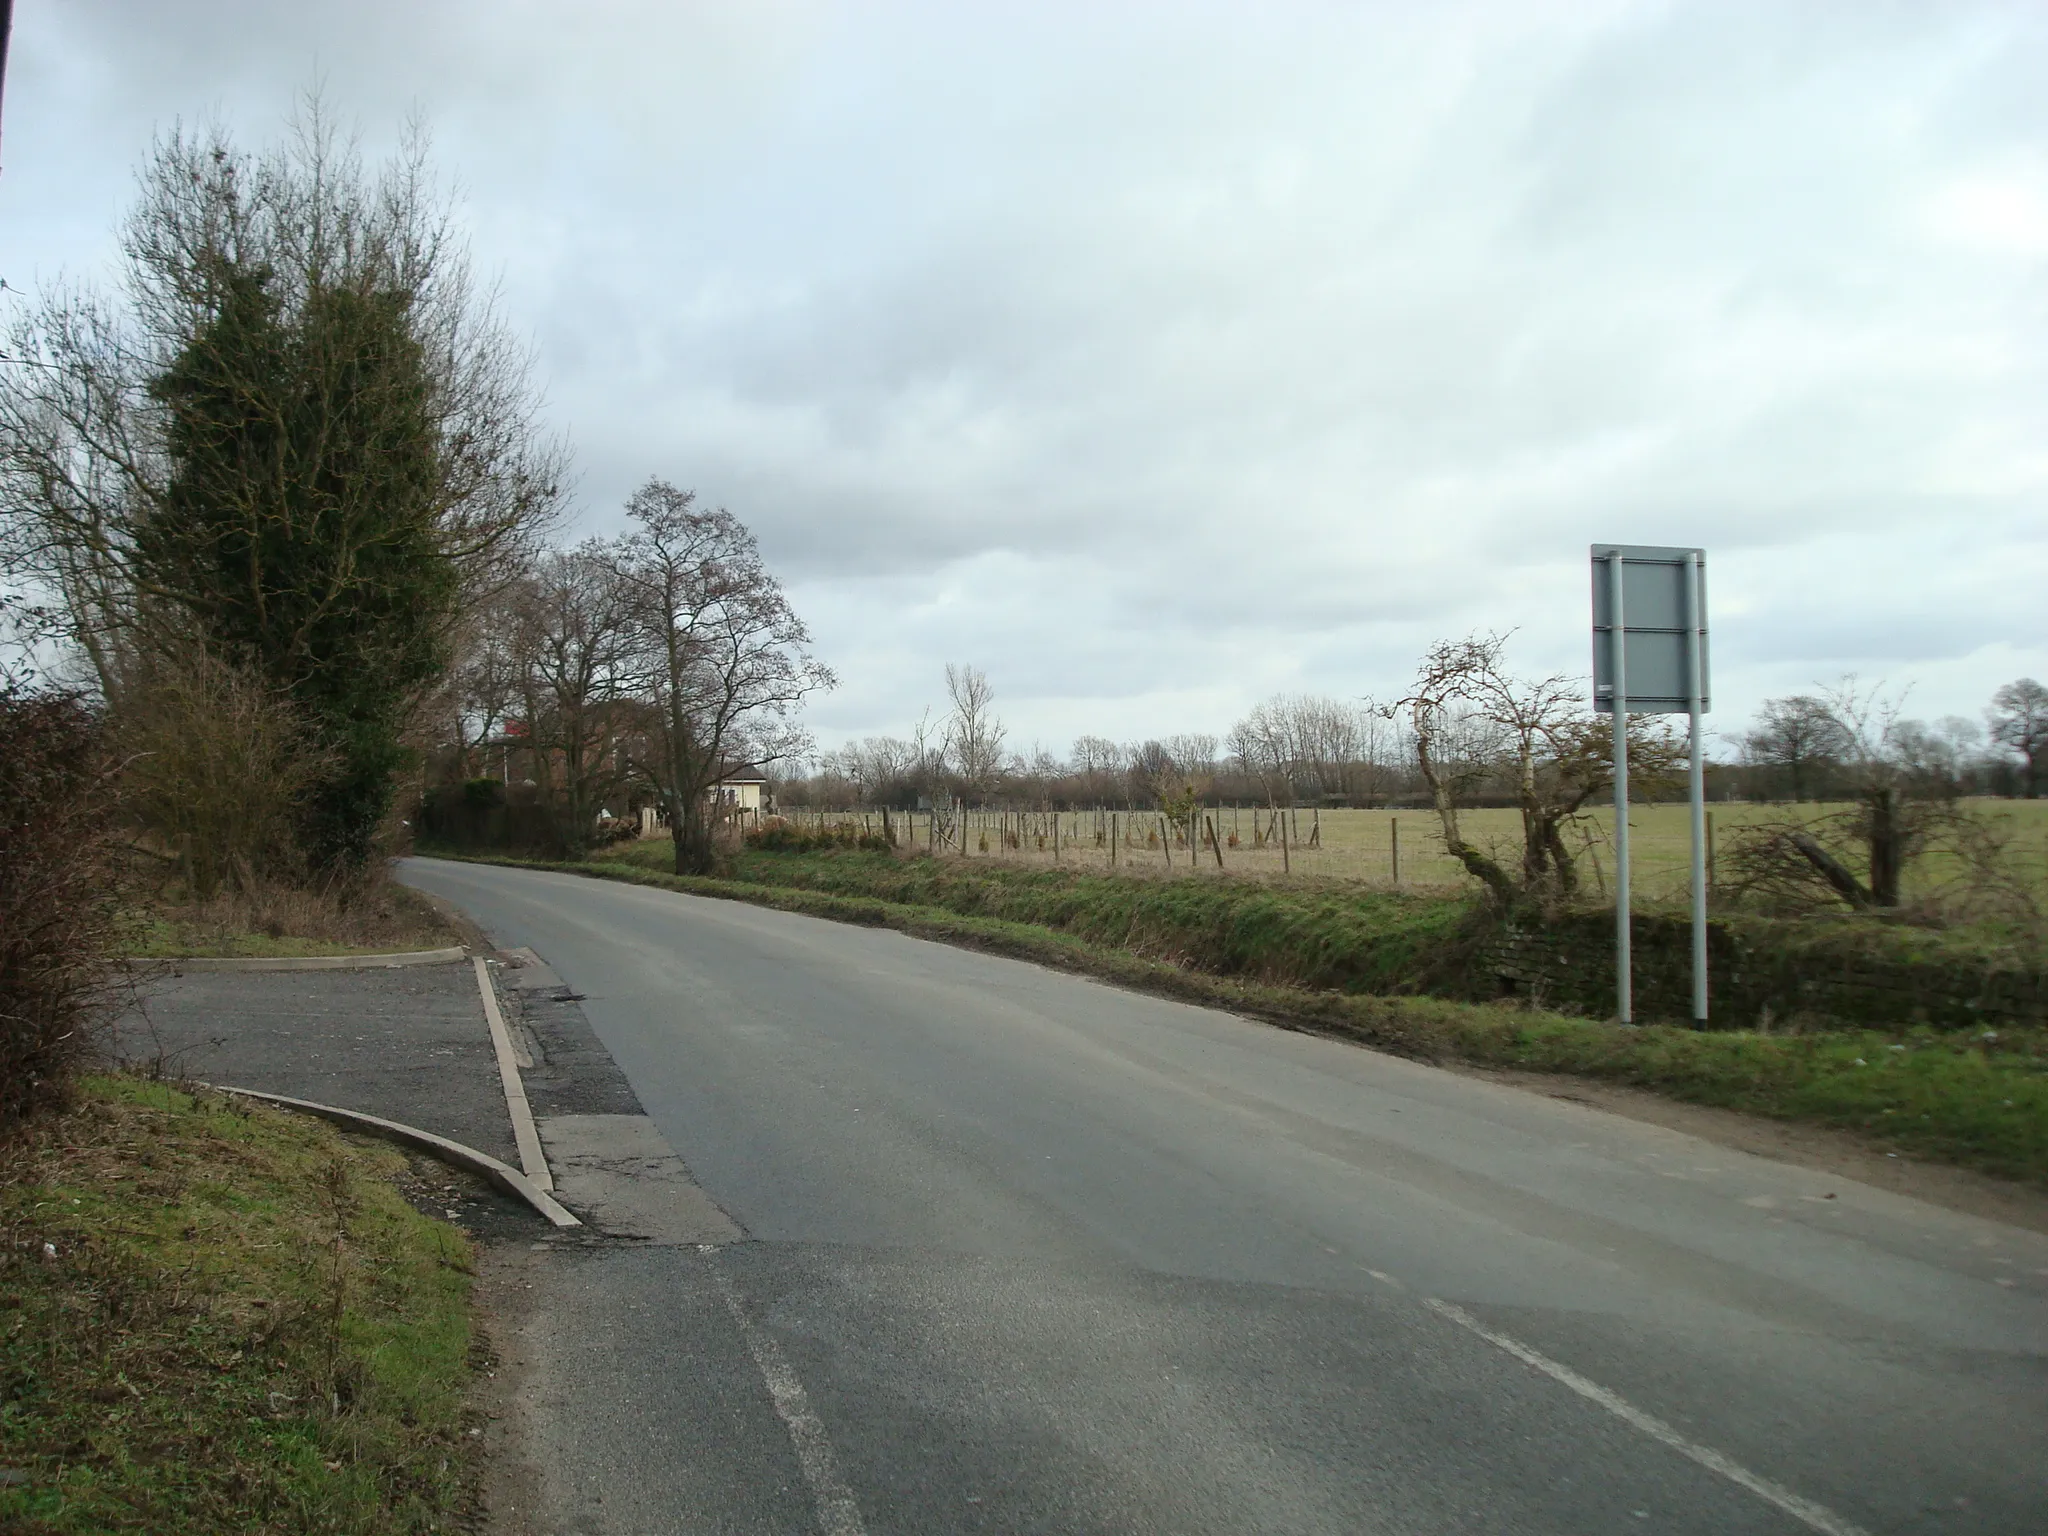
775;799;2048;905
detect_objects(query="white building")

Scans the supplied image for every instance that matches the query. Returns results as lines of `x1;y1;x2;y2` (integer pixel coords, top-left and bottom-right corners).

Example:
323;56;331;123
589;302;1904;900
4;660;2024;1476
637;766;771;837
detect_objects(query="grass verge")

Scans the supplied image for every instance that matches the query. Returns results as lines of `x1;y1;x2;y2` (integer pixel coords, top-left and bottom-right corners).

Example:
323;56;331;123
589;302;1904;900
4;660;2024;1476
425;849;2048;1189
0;1076;479;1534
607;841;1481;994
120;876;465;960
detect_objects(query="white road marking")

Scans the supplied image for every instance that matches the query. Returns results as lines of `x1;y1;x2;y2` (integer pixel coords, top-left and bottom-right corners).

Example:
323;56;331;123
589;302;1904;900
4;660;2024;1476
714;1268;868;1536
1422;1297;1871;1536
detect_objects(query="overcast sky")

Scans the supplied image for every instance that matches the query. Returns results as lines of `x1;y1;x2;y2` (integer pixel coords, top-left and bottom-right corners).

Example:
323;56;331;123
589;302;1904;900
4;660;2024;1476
5;1;2043;757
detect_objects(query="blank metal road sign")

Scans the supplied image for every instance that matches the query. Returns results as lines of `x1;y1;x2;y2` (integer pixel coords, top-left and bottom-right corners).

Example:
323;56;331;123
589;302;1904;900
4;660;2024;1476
1591;544;1709;715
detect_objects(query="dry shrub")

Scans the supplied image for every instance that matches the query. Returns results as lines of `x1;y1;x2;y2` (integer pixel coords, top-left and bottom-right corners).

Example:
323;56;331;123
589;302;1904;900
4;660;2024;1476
1722;803;2043;943
1919;812;2045;941
1719;818;1874;914
0;682;125;1128
746;815;891;854
149;874;461;954
109;643;334;897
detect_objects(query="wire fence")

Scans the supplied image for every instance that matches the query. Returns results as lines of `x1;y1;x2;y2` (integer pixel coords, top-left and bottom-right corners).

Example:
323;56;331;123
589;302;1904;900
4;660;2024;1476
761;800;2048;905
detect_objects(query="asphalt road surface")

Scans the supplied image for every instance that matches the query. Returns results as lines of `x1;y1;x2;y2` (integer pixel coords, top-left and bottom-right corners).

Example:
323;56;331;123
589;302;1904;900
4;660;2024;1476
401;857;2048;1536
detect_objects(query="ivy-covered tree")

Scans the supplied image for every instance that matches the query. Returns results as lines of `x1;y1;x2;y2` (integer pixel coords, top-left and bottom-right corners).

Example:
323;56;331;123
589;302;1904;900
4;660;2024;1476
0;107;565;872
139;272;456;864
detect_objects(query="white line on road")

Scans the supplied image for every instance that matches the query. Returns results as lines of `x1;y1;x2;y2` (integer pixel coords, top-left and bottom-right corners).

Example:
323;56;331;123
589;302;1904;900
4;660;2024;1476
1421;1297;1871;1536
714;1267;869;1536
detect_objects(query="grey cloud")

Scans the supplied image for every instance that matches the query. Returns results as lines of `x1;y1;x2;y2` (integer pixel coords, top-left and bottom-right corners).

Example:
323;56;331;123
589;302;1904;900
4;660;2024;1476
6;0;2044;746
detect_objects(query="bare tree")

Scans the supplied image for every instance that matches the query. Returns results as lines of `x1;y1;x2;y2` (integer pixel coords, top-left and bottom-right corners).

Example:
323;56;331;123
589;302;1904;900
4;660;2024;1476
1070;733;1123;804
1888;715;1984;796
1725;679;1954;910
906;708;948;803
443;592;524;781
943;664;1006;799
1227;703;1292;807
1399;636;1518;904
507;543;637;855
1988;678;2048;798
1227;694;1395;807
1398;634;1681;909
1461;658;1682;901
1740;696;1852;802
1163;732;1219;780
830;735;920;805
612;479;833;874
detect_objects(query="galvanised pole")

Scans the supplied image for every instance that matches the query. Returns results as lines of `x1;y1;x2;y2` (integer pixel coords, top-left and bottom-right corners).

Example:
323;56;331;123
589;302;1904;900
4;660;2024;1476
1686;550;1708;1026
1608;549;1632;1025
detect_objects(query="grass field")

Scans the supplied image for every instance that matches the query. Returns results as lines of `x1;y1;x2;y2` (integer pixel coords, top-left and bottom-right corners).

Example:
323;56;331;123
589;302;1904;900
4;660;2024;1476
785;799;2048;905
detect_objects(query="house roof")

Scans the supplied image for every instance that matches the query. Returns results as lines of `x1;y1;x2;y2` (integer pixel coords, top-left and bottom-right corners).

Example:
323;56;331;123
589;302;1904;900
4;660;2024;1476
716;765;769;784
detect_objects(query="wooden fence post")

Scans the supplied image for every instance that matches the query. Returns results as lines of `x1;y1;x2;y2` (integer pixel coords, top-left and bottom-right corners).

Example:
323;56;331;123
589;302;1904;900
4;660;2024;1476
1390;816;1399;885
1207;814;1223;869
1280;811;1290;874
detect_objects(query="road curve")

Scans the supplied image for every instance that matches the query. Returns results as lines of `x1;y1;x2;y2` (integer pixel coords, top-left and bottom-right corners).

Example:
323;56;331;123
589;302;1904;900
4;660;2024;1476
403;856;2048;1535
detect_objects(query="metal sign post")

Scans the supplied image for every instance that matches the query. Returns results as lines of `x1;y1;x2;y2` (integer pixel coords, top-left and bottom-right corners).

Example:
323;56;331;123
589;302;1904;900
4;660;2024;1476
1591;545;1710;1027
1606;550;1631;1024
1684;551;1708;1026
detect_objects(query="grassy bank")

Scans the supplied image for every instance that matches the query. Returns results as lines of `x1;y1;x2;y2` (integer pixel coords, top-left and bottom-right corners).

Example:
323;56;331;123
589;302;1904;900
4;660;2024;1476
120;877;464;960
434;848;2048;1188
607;844;2046;1033
606;842;1480;995
0;1077;479;1534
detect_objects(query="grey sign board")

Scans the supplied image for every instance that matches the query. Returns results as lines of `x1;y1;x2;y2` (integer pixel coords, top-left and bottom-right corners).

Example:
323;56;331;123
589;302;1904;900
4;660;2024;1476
1590;544;1709;714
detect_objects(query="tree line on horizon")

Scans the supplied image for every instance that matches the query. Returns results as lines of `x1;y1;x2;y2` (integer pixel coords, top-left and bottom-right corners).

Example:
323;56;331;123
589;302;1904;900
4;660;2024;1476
775;654;2044;919
785;670;2047;815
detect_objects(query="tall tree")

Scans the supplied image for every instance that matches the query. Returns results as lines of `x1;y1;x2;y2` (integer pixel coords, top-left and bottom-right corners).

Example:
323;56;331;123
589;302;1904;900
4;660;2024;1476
506;544;636;856
612;479;833;875
1988;678;2048;799
0;110;565;871
1741;696;1851;802
943;664;1007;800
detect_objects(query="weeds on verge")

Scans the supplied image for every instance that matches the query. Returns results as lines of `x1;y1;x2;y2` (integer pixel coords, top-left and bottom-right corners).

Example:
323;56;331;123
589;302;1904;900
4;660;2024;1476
120;875;463;960
0;1076;478;1534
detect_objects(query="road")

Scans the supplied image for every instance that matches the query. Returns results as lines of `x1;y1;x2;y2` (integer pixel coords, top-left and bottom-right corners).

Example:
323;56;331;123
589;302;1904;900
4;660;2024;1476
401;857;2048;1535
